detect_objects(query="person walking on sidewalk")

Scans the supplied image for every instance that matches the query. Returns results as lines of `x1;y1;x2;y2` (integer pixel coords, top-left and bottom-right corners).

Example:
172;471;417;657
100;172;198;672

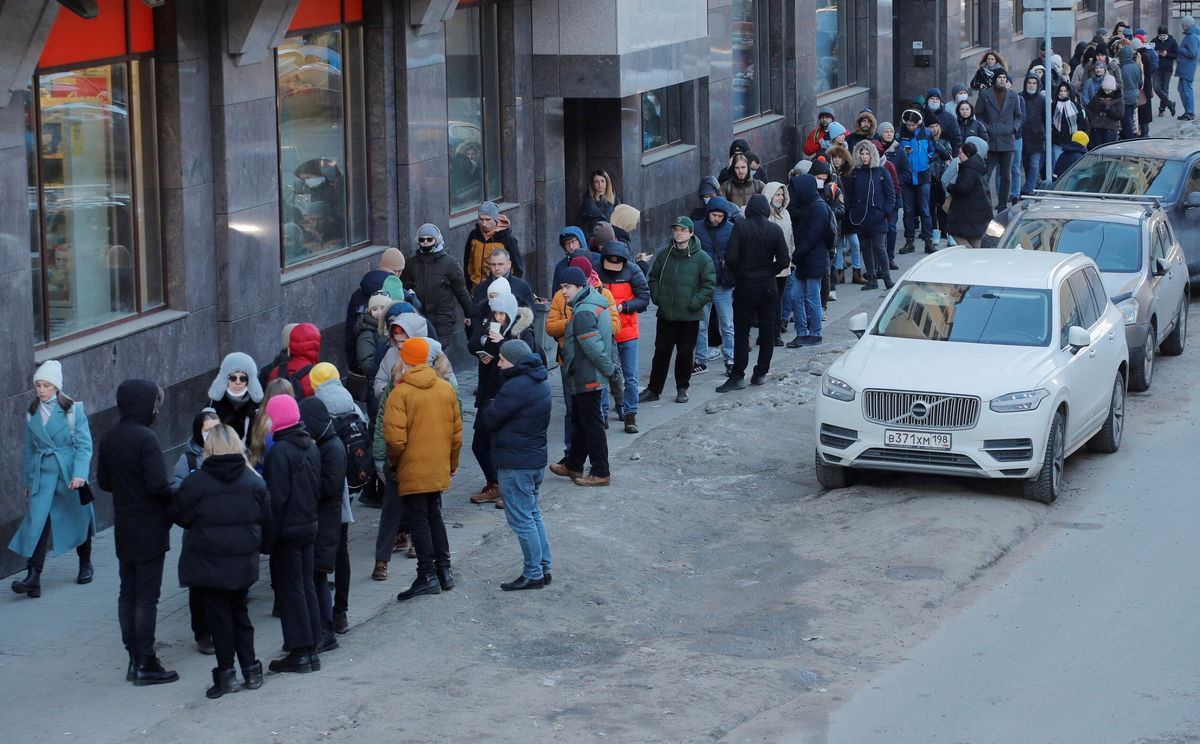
641;218;716;404
384;337;463;601
548;268;620;486
97;378;178;686
1150;25;1178;116
170;424;269;699
476;339;554;591
718;194;790;392
10;360;95;599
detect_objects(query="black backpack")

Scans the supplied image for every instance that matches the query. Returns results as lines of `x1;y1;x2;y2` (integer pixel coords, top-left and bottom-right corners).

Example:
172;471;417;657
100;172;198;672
282;364;315;400
331;412;372;493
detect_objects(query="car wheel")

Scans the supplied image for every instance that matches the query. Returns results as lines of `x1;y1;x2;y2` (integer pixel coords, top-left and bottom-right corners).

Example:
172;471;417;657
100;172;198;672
1022;412;1064;505
814;449;855;490
1160;295;1188;356
1128;327;1154;392
1086;374;1126;454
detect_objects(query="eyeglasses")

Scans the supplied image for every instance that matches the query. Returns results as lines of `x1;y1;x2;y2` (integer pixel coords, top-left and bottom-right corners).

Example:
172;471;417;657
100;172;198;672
228;374;249;383
418;237;436;243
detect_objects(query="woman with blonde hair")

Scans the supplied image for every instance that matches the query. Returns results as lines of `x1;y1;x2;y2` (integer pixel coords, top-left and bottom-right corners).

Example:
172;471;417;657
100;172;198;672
577;169;620;235
248;378;294;468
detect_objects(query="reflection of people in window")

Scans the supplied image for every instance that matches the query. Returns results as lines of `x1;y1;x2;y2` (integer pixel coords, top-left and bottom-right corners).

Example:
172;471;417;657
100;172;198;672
300;201;343;253
450;140;484;208
106;244;134;313
642;92;663;150
283;222;306;259
293;158;343;208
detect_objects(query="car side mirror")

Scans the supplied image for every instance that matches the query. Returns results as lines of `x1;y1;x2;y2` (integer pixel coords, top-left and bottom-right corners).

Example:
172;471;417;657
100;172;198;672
1185;191;1200;209
849;312;870;339
1067;325;1091;353
1155;256;1170;276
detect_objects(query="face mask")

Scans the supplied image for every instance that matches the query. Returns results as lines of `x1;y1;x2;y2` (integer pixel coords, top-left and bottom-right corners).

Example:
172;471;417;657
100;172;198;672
202;430;210;442
929;101;942;111
1058;93;1069;100
815;180;825;189
304;176;325;188
703;195;712;204
956;93;969;102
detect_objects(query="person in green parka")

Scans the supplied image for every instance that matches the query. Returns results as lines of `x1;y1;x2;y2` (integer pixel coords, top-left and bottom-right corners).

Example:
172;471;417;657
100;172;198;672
9;360;96;597
639;217;716;404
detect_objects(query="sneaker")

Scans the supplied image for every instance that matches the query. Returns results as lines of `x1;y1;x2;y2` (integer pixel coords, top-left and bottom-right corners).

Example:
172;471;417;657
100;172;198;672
828;290;837;301
899;241;915;254
725;364;734;376
623;413;639;434
716;377;748;393
638;388;661;402
786;335;807;348
573;474;611;487
821;310;828;321
800;335;823;346
691;363;708;375
469;483;500;504
706;347;722;361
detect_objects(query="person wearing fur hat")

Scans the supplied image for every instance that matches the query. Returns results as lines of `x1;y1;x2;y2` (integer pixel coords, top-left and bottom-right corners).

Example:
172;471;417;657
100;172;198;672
802;107;837;157
975;68;1025;211
10;360;96;598
1087;74;1125;144
207;352;262;441
462;201;523;292
384;337;463;601
476;338;554;591
845;109;878;151
402;223;471;347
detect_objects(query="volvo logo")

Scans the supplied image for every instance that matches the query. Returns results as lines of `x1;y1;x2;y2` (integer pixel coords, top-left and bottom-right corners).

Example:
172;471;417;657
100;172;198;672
910;400;930;419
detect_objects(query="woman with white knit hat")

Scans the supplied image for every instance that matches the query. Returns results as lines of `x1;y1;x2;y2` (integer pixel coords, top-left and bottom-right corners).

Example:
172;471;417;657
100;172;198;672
9;360;96;597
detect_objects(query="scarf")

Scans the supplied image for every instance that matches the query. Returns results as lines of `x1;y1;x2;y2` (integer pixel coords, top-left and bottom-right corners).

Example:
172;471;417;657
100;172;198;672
1053;99;1080;131
39;399;54;425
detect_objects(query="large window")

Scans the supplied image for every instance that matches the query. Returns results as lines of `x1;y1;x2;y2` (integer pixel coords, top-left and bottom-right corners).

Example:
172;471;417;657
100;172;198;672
447;0;503;215
1013;0;1024;35
961;0;982;49
277;25;369;267
733;0;772;120
642;86;683;152
816;0;857;93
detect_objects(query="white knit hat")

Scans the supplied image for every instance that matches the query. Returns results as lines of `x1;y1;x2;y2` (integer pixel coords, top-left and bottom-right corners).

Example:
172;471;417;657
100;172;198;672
34;360;63;390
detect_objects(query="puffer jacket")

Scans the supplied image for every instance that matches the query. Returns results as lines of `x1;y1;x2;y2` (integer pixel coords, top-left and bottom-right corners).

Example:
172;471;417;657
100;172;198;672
343;269;390;367
647;236;716;322
843;146;897;236
560;285;617;396
476;353;552;470
595;240;650;342
1087;86;1125;130
787;175;835;279
551;226;594;290
268;323;322;398
383;365;463;496
298;398;346;575
261;422;321;551
468;303;540;407
725;194;790;283
845;110;878;152
946;154;993;239
694;196;738;288
462;215;523;291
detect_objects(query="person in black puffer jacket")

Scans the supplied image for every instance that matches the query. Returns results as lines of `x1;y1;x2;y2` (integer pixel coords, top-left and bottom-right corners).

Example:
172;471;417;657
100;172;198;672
298;397;347;655
786;175;836;347
945;142;994;247
402;223;472;347
843;141;897;290
260;395;323;674
170;424;269;697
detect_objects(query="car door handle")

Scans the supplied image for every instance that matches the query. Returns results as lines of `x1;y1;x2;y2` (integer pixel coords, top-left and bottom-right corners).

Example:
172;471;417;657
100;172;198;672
1088;348;1097;358
1108;332;1116;341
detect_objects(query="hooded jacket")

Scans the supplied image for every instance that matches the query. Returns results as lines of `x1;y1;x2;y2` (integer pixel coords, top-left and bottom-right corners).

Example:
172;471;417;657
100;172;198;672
468;272;535;325
787;175;835;279
561;285;617;396
268;323;322;398
1087;83;1125;129
1180;25;1200;82
260;417;320;553
552;226;594;290
921;90;963;152
475;353;552;470
648;234;717;322
298;398;346;574
97;379;174;564
845;110;878;152
725;194;790;283
383;364;463;496
343;269;391;366
1020;74;1048;140
843;143;897;236
1053;140;1088;179
468;296;539;407
946;154;993;239
1118;46;1143;105
463;214;524;291
761;182;795;259
897;110;937;184
695;196;738;288
954;101;991;144
170;454;268;591
402;225;472;338
207;352;261;440
976;81;1026;152
596;240;651;342
691;176;725;222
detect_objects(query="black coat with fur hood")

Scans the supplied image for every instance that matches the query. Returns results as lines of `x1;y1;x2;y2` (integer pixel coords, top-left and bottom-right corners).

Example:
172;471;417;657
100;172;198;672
468;296;542;408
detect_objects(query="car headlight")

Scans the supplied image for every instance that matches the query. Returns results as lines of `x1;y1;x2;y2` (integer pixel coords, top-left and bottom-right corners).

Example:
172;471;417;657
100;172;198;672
1116;297;1140;325
822;374;856;402
990;388;1050;413
986;220;1006;238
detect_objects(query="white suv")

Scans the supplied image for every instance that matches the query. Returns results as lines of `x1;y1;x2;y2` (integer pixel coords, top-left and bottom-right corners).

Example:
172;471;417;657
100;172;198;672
814;248;1129;504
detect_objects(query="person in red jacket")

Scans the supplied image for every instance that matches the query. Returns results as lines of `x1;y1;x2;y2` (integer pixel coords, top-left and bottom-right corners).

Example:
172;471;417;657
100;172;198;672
595;240;650;434
269;323;322;398
802;106;837;157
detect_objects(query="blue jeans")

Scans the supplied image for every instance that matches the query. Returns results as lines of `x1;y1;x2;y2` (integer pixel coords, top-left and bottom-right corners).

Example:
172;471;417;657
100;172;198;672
886;207;899;259
1010;139;1024;199
901;181;932;240
797;277;822;337
1022;148;1044;193
1120;104;1136;139
1097;127;1120;145
694;286;735;364
616;338;638;416
498;468;551;580
781;274;804;332
1182;77;1195;115
835;233;861;272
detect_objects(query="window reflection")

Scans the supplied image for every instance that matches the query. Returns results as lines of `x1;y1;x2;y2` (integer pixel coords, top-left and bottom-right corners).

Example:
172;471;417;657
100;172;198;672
447;2;502;214
816;0;847;93
642;86;682;152
732;0;769;119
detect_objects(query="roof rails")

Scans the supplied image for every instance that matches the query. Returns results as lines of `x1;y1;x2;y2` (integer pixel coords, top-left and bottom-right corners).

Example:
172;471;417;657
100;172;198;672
1022;191;1160;213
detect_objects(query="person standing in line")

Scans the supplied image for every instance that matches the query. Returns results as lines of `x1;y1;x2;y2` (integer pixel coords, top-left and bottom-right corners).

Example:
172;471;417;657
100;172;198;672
691;196;738;376
718;193;790;392
762;182;796;346
96;378;178;686
1134;37;1159;137
267;322;323;399
577;169;620;236
1050;81;1088;165
171;408;220;657
721;153;765;209
641;218;716;404
206;352;261;441
462;201;524;293
170;424;269;699
786;175;835;347
384;337;463;601
1117;45;1143;138
975;69;1025;211
843;141;897;291
1178;17;1199;121
1087;75;1125;145
1150;25;1179;117
946;141;994;249
548;267;620;486
260;395;323;674
402;223;472;347
10;360;95;598
476;339;554;591
297;397;347;655
1018;73;1048;194
896;109;937;254
595;240;650;434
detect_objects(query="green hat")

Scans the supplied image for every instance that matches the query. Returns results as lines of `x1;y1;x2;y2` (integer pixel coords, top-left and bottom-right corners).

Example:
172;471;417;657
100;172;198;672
671;216;694;230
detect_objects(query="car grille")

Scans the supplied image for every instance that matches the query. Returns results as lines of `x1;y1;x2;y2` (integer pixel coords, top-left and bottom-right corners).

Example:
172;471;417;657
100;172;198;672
862;390;981;429
857;448;982;470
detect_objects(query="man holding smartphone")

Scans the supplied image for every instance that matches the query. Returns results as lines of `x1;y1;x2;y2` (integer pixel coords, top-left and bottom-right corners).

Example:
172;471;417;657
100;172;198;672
896;109;937;254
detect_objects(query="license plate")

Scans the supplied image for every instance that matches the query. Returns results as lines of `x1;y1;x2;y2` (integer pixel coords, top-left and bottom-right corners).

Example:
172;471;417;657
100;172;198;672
884;430;952;450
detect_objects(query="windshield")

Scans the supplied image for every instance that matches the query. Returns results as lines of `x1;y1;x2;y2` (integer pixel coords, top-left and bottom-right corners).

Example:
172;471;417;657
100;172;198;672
1054;154;1184;199
873;282;1052;347
999;218;1142;273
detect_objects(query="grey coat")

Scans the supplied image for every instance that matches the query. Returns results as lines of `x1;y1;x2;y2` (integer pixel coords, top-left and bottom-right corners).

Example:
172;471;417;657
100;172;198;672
975;87;1026;152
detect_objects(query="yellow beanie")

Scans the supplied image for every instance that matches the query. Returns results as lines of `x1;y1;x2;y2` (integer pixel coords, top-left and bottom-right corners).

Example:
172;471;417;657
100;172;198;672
309;362;340;390
1071;130;1089;147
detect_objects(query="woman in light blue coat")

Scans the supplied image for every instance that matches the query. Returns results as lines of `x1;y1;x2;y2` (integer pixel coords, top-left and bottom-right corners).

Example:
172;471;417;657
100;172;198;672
9;360;95;597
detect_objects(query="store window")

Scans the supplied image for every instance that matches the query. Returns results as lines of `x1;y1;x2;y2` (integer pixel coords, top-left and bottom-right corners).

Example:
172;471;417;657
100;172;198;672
277;1;369;267
961;0;982;49
1013;0;1024;35
642;86;683;152
447;0;503;215
27;0;162;343
733;0;772;120
815;0;858;93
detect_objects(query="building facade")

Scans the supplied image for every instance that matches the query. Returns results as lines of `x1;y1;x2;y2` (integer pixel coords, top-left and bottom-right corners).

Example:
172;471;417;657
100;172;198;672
0;0;1172;571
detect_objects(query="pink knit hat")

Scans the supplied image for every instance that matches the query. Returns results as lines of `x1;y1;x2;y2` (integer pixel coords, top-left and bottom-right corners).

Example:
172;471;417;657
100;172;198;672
265;395;300;434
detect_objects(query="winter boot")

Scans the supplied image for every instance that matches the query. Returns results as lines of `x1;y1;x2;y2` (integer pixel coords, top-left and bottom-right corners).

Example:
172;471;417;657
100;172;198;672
132;655;179;686
837;269;845;284
899;240;915;254
437;566;455;591
126;651;136;682
268;649;313;674
77;561;94;585
861;279;880;290
397;574;442;601
206;667;241;699
11;566;41;597
851;268;868;285
241;660;264;689
623;413;639;434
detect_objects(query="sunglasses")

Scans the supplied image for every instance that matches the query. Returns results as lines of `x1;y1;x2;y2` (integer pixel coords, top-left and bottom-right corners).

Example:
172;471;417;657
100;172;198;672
418;237;436;243
228;374;249;383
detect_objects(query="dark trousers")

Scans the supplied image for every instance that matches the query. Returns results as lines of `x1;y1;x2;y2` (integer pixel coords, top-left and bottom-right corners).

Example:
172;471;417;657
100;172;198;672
471;414;498;485
28;517;91;571
985;150;1015;210
565;390;610;477
1121;103;1137;139
314;572;332;628
732;279;778;379
188;588;209;642
118;554;165;657
647;318;699;393
333;523;350;615
1154;69;1174;109
774;275;788;333
270;541;320;652
195;587;255;670
402;491;450;577
901;182;932;240
374;476;407;563
860;232;892;285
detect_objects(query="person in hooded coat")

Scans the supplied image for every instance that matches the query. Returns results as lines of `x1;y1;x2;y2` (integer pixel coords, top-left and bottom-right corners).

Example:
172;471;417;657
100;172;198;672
692;195;739;374
207;352;262;440
718;138;769;183
843;140;897;291
1087;74;1125;144
260;395;323;674
786;175;835;347
945;140;994;247
718;193;790;392
552;226;593;290
845;110;878;152
1054;130;1090;179
595;240;650;433
268;323;322;398
690;176;725;223
1019;72;1048;194
402;223;472;347
922;89;962;153
762;181;796;344
372;309;432;399
1117;45;1143;138
97;378;178;686
170;424;269;698
297;397;346;655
